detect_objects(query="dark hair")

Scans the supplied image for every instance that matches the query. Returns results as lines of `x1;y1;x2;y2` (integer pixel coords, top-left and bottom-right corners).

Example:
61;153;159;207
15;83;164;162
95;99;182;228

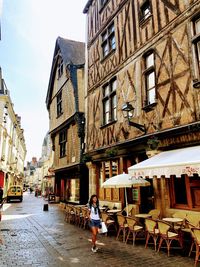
89;194;101;216
89;194;99;207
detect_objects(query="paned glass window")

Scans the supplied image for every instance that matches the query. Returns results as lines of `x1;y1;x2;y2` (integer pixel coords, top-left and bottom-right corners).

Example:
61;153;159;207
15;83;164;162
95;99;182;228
59;129;67;157
192;16;200;78
144;52;156;105
58;58;63;78
102;78;117;125
57;91;62;117
101;23;116;58
140;0;151;21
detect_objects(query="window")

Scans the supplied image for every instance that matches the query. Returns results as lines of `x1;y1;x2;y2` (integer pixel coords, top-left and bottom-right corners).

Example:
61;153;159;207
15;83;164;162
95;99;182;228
102;78;117;125
100;0;108;7
59;130;67;158
57;91;62;117
140;0;151;21
192;15;200;79
101;23;116;58
143;51;156;106
58;58;63;78
169;175;200;210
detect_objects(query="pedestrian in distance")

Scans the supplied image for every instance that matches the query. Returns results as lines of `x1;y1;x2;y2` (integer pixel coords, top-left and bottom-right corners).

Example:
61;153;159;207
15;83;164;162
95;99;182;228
0;187;3;222
0;187;3;203
87;194;102;253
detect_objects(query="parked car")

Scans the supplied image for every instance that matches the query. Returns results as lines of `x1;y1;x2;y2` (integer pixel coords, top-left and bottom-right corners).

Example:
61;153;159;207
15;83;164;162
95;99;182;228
7;186;23;202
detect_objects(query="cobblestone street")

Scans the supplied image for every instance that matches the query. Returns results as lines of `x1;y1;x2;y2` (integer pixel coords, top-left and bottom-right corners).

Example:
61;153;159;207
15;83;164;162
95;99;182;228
0;193;194;267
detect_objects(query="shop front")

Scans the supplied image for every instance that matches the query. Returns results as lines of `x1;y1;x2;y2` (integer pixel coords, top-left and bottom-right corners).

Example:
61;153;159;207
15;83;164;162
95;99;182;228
55;164;89;205
128;145;200;217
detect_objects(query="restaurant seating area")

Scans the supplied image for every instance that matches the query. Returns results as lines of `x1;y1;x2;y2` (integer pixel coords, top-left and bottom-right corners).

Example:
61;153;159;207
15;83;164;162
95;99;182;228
60;203;200;265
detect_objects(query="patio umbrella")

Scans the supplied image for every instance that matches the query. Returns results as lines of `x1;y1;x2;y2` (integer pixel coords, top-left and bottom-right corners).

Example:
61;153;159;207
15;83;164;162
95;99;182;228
101;173;150;214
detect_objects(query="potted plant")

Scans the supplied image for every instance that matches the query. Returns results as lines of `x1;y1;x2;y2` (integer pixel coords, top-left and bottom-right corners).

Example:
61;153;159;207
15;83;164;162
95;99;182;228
147;136;160;150
105;147;118;158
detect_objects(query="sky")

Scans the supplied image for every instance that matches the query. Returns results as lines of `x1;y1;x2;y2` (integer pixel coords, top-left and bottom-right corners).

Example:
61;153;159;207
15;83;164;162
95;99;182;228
0;0;86;162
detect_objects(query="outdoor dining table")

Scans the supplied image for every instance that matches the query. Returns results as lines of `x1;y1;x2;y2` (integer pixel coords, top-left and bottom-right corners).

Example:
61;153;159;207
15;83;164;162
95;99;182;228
107;209;121;214
162;217;183;229
135;214;152;219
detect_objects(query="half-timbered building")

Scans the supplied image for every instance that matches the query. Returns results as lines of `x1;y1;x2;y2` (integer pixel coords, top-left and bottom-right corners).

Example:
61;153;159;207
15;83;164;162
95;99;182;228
83;0;200;216
46;37;88;204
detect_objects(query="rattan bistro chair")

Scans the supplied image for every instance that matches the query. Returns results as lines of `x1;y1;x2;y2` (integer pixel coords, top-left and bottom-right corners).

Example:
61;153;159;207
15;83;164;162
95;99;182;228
157;220;183;256
191;228;200;267
101;212;117;235
80;208;89;229
145;218;159;251
182;215;200;257
116;214;128;242
148;209;160;220
125;217;144;246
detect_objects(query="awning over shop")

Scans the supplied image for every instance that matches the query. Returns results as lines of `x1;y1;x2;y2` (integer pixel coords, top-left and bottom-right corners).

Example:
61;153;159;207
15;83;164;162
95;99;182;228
128;145;200;178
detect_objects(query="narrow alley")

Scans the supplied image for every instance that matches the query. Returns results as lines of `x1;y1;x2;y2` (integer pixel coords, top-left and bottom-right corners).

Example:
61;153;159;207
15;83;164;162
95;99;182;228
0;193;194;267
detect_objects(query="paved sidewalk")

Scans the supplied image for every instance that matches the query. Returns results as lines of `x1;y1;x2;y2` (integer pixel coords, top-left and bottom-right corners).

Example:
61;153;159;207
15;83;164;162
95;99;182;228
0;193;194;267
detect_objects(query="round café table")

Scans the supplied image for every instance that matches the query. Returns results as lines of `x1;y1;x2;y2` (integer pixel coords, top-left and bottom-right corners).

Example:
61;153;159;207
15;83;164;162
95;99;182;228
135;214;152;219
162;217;183;230
107;209;121;214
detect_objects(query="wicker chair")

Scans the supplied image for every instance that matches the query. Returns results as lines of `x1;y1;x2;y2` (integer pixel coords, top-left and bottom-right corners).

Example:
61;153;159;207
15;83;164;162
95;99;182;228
101;212;117;235
145;218;159;251
116;214;128;242
148;209;160;220
191;228;200;267
80;208;89;229
157;220;183;256
182;214;200;256
125;217;143;246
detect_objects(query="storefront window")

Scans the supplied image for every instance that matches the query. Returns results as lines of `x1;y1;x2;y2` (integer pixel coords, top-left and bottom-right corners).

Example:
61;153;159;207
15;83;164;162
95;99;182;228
174;176;187;205
99;160;119;201
66;179;80;203
169;175;200;210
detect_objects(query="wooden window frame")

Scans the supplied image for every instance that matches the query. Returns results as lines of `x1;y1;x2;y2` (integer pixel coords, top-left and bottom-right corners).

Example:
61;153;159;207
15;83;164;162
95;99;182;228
143;51;157;109
99;0;109;11
59;129;67;158
101;22;116;59
169;175;200;211
102;78;117;126
139;0;152;23
99;160;120;201
58;58;63;78
192;14;200;80
57;91;63;117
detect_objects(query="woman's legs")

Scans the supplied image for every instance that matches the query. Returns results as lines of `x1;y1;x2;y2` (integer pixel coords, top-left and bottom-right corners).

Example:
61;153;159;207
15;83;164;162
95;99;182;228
91;226;98;248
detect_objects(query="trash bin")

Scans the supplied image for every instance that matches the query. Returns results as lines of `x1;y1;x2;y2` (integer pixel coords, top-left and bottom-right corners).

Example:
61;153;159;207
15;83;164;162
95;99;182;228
43;204;48;211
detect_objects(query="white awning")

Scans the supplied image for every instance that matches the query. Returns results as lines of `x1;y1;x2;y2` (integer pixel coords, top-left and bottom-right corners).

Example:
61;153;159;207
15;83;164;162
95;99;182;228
128;145;200;178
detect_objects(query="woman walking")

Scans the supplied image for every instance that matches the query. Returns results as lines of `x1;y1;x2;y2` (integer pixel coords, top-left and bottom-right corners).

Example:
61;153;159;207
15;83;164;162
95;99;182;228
88;194;101;252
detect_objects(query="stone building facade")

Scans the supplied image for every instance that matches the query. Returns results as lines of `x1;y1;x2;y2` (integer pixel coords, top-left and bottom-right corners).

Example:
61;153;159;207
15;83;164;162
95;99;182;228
0;68;26;197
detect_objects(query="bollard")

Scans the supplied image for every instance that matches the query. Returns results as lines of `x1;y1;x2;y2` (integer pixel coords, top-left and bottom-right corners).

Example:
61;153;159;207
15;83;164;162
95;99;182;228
43;204;48;211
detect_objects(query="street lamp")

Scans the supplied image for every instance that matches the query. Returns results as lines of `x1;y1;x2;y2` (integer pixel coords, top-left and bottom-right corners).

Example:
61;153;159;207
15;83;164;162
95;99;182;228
122;102;146;133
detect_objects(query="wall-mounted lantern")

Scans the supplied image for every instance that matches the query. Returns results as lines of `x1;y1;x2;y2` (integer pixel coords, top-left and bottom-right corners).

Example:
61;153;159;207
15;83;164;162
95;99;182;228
122;102;146;133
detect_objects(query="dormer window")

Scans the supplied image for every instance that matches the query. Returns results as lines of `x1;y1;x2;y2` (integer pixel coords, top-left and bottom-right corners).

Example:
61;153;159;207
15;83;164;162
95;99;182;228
58;58;63;78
